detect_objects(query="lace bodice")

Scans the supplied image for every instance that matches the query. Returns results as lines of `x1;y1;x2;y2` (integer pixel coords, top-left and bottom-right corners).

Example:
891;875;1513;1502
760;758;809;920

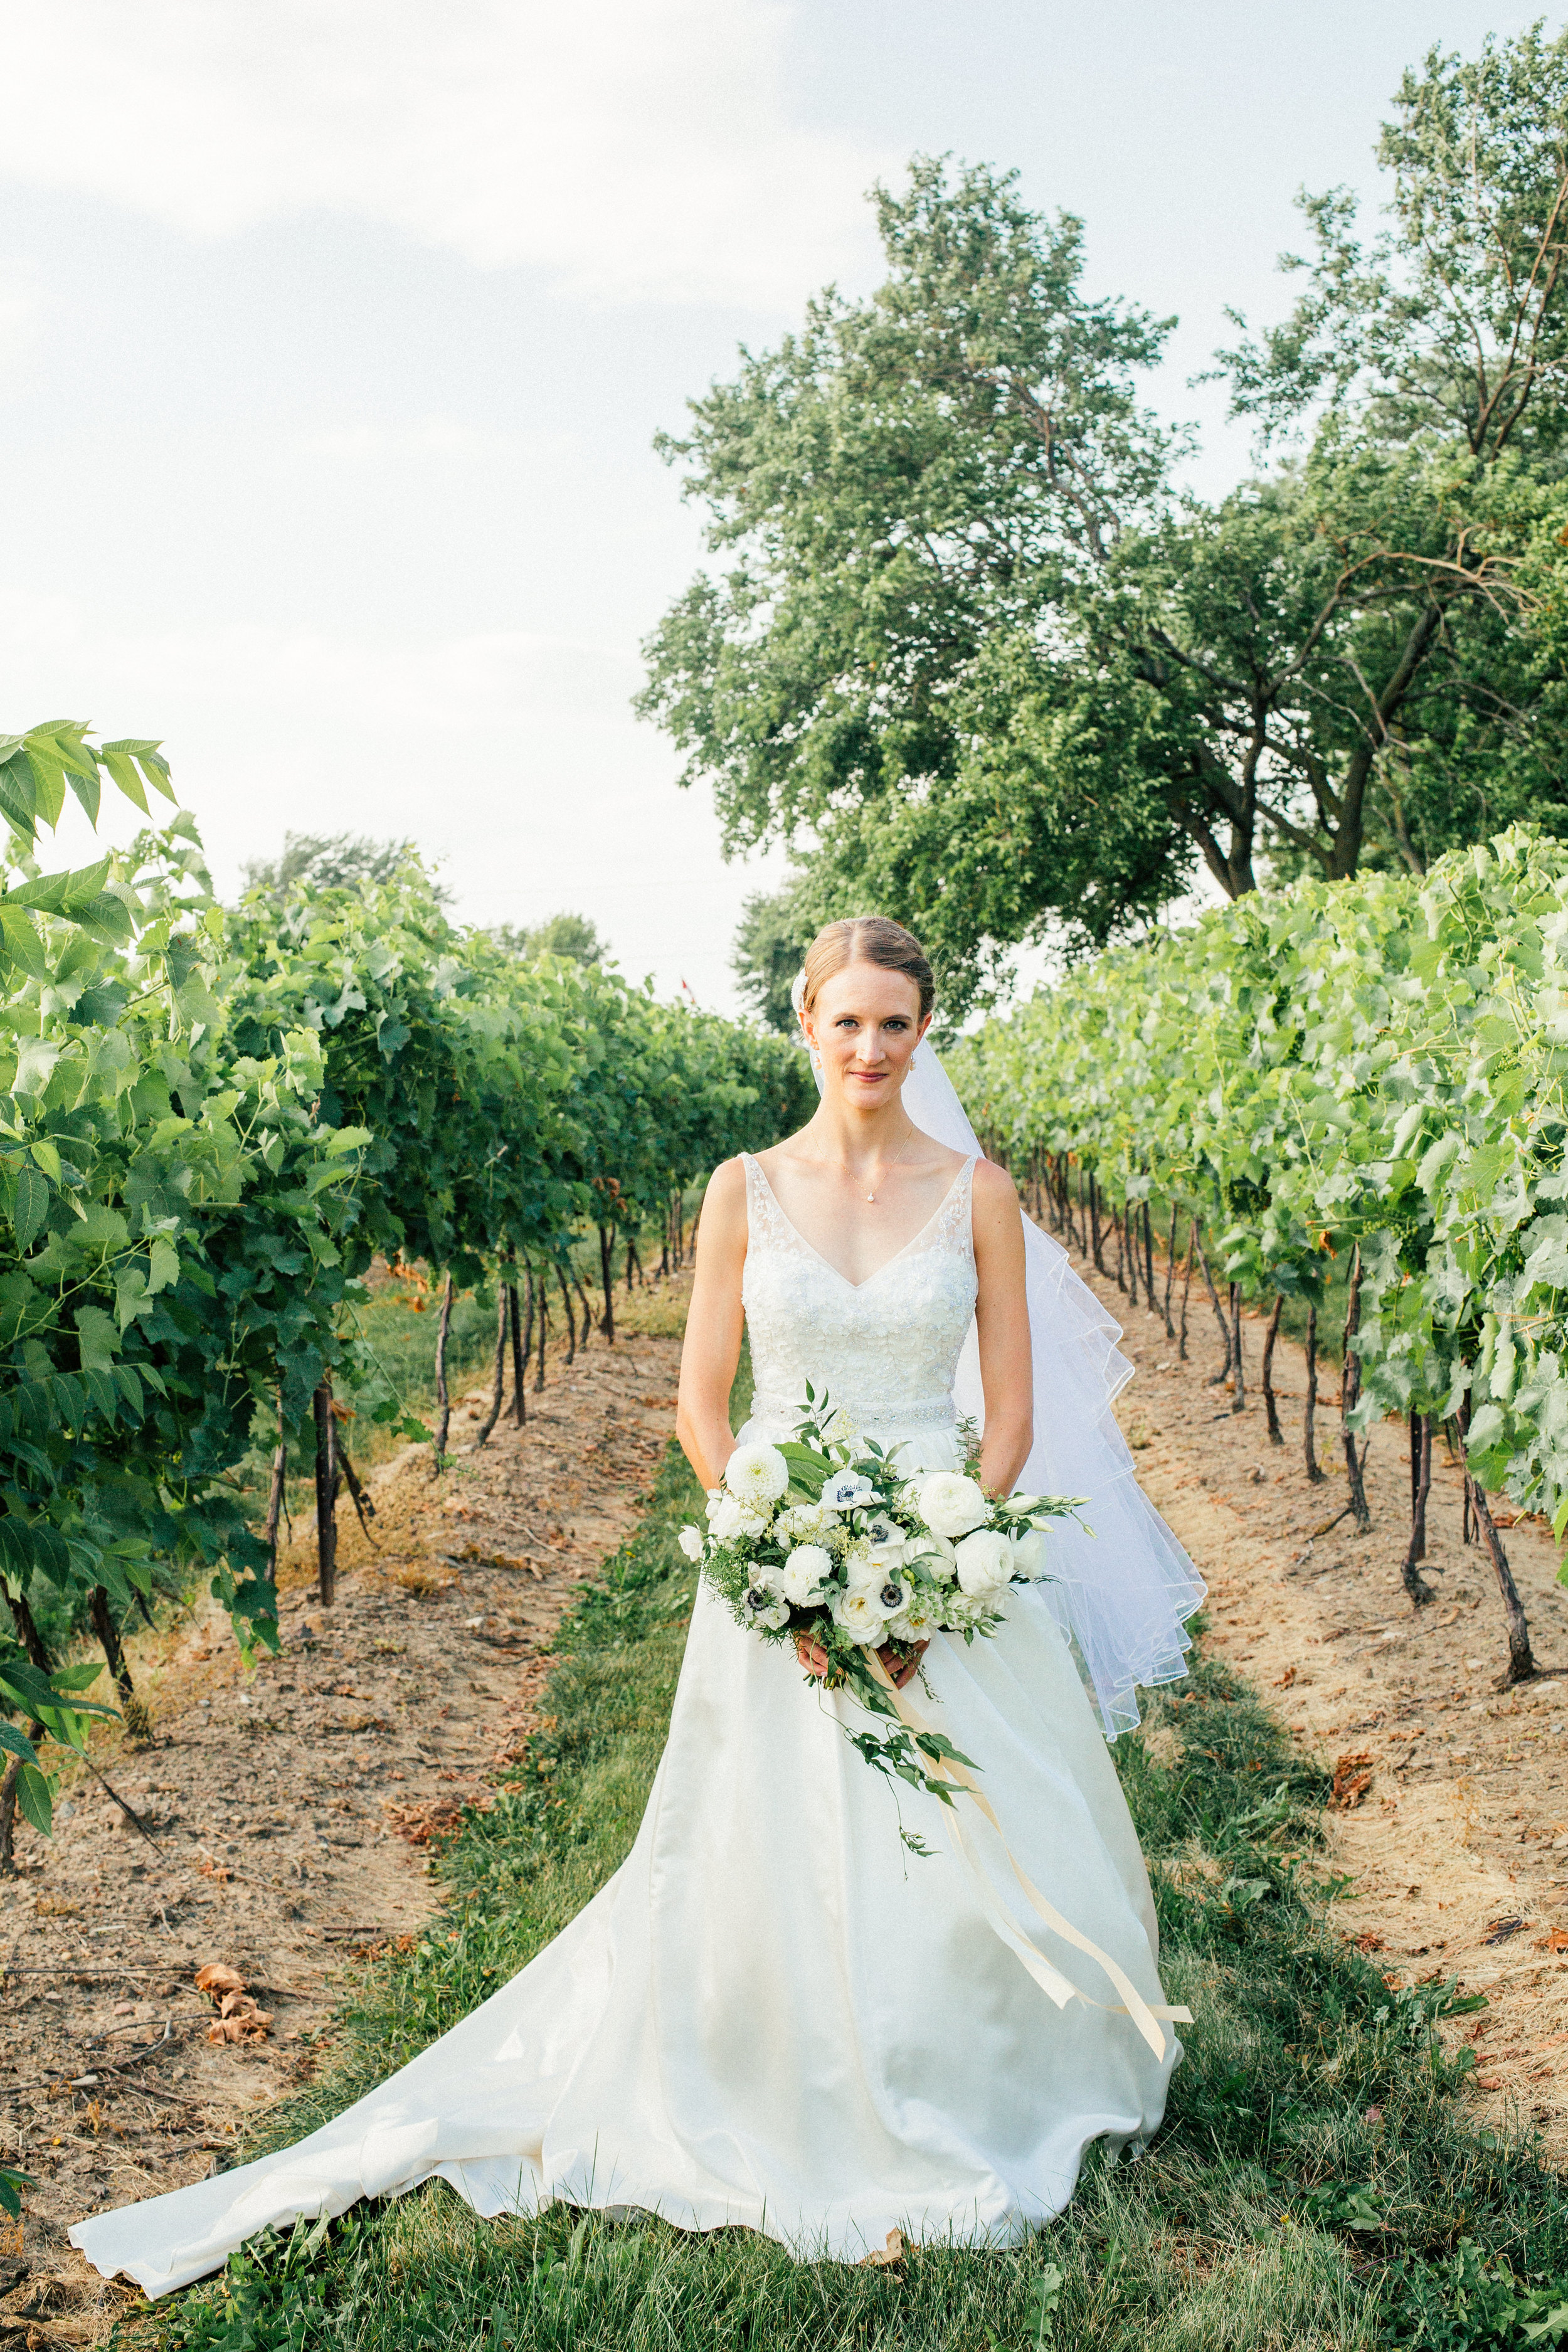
739;1153;978;1437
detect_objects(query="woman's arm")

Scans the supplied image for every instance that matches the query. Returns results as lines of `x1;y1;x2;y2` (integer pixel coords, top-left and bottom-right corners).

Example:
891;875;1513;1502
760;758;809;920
675;1157;750;1491
972;1158;1034;1496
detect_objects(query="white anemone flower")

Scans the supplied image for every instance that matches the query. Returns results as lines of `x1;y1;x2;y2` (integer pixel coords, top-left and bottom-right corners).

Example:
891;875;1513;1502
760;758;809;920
743;1582;791;1632
822;1470;877;1512
916;1471;989;1539
724;1443;790;1506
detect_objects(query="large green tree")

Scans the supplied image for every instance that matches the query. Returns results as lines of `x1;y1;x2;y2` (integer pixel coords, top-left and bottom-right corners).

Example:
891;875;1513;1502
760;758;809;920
640;31;1568;1014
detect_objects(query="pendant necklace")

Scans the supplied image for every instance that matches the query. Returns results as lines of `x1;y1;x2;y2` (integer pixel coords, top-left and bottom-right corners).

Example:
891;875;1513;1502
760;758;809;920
864;1126;916;1204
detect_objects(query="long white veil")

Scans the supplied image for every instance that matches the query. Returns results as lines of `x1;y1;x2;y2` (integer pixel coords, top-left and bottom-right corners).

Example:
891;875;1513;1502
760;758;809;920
792;993;1206;1739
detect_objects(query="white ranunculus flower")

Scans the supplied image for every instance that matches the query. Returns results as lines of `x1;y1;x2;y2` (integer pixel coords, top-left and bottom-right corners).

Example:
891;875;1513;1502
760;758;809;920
843;1545;882;1596
1008;1526;1049;1581
725;1443;790;1505
706;1491;745;1541
822;1470;877;1512
780;1543;833;1604
954;1527;1013;1597
830;1585;886;1645
677;1525;705;1562
917;1471;989;1540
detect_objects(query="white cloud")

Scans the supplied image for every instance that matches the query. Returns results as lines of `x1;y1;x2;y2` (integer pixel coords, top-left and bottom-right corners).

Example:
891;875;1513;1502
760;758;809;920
0;0;888;308
1;589;788;1011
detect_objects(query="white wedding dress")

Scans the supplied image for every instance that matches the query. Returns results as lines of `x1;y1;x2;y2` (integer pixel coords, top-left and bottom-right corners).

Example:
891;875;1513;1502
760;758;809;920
72;1151;1189;2297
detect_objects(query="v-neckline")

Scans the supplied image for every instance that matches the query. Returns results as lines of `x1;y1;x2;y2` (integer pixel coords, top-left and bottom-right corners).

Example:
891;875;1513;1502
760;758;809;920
748;1154;973;1293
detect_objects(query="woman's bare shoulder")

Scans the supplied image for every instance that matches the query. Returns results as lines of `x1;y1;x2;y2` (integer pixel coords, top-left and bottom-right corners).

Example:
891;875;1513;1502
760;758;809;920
704;1155;751;1212
971;1157;1024;1221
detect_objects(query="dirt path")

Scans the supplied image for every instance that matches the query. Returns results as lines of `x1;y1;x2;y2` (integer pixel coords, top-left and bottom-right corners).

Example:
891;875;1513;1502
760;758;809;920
0;1288;689;2344
1070;1237;1568;2156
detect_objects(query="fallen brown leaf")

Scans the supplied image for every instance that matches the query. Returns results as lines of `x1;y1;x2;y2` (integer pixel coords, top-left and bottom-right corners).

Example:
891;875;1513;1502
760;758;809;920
1331;1752;1376;1811
1273;1666;1298;1690
862;2229;905;2269
1534;1927;1568;1954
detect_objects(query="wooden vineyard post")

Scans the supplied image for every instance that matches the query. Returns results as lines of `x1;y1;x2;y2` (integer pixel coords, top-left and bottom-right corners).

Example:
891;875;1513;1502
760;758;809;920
312;1375;341;1606
263;1381;287;1576
1227;1283;1246;1413
475;1283;510;1446
1162;1204;1179;1338
433;1271;454;1461
1261;1295;1284;1443
1089;1177;1104;1274
1303;1305;1325;1482
1401;1409;1434;1606
1340;1248;1372;1533
1143;1201;1157;1319
1114;1207;1126;1295
508;1272;527;1426
1179;1220;1195;1360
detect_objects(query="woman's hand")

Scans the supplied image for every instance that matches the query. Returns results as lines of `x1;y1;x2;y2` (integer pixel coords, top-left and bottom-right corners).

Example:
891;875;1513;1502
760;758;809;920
878;1638;929;1691
797;1632;929;1690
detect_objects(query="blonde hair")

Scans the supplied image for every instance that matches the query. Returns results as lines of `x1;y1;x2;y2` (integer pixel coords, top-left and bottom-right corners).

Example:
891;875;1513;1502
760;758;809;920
800;916;935;1022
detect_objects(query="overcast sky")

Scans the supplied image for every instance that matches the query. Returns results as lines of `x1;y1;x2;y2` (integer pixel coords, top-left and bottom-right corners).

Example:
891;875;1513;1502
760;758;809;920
1;0;1550;1009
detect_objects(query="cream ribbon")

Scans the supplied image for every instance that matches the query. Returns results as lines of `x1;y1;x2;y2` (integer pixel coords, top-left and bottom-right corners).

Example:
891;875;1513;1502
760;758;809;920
864;1651;1192;2062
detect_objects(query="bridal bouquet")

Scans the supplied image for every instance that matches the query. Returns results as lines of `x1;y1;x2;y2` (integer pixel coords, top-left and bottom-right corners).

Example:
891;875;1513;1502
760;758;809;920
679;1387;1083;1825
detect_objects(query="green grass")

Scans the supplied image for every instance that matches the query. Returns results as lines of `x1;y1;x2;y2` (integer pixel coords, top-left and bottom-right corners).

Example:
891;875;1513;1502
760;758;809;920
120;1377;1568;2352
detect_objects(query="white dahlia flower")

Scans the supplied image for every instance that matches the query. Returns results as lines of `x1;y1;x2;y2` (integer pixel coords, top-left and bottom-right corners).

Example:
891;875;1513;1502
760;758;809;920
916;1471;988;1540
780;1544;832;1604
724;1443;790;1505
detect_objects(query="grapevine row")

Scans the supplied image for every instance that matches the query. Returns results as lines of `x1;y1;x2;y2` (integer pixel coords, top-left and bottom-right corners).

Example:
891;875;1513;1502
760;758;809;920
0;724;813;1846
951;825;1568;1690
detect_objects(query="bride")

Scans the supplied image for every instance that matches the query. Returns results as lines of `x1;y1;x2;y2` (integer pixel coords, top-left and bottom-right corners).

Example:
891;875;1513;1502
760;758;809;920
70;916;1204;2297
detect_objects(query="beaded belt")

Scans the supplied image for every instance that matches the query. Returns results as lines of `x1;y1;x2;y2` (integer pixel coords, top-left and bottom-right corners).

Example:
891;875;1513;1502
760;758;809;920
748;1388;957;1432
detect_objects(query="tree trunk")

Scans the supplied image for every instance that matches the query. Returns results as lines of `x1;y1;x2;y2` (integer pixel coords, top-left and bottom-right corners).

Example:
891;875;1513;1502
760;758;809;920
1179;1220;1195;1361
433;1272;454;1459
312;1375;340;1606
89;1586;134;1701
1143;1200;1157;1317
626;1236;643;1293
1196;1235;1232;1386
1228;1283;1246;1414
572;1264;596;1351
1089;1177;1104;1275
1401;1409;1434;1606
1459;1394;1538;1683
1303;1305;1325;1483
508;1277;527;1427
263;1382;287;1578
1162;1205;1178;1338
534;1267;549;1391
1340;1248;1372;1533
0;1590;49;1873
1261;1295;1284;1444
474;1282;511;1446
